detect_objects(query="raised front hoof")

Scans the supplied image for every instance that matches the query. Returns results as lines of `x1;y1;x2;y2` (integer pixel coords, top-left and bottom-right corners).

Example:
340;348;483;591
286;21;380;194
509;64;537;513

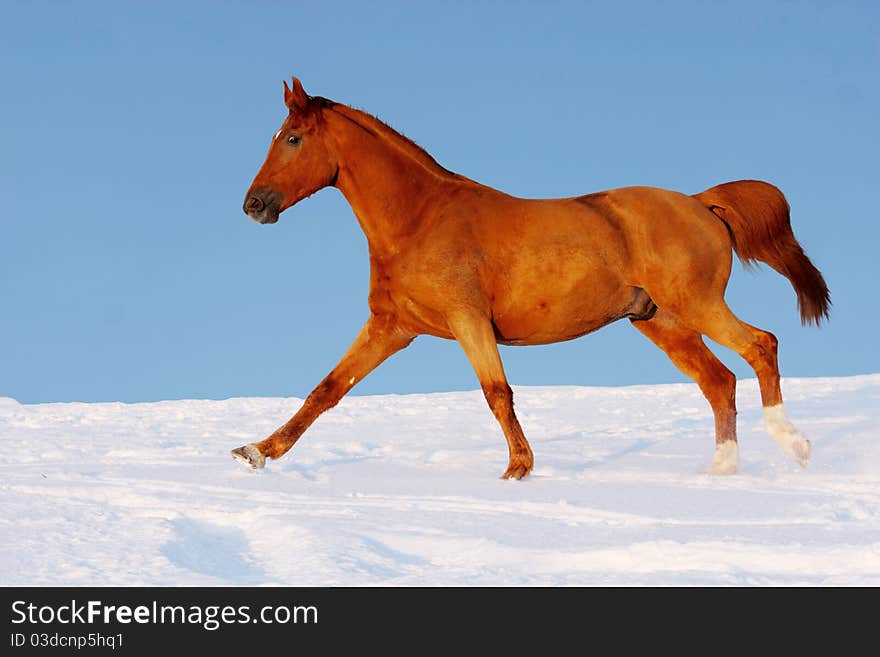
501;459;533;480
706;441;738;476
231;444;266;469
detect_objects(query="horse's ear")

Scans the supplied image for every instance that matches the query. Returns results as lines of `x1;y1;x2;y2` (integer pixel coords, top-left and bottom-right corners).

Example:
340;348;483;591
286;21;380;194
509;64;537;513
283;77;309;113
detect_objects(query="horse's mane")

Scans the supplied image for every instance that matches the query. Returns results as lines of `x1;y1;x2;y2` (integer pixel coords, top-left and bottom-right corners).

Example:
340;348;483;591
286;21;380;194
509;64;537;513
313;96;460;179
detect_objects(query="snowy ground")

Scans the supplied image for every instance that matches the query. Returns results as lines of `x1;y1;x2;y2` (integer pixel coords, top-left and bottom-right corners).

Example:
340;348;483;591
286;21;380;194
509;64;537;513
1;374;878;586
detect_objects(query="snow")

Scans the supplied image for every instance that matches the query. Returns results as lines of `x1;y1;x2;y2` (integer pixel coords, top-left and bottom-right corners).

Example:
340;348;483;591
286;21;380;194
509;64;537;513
1;375;879;586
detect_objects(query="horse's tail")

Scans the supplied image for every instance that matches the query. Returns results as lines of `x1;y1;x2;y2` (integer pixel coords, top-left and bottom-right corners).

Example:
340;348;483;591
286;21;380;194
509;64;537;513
693;179;830;326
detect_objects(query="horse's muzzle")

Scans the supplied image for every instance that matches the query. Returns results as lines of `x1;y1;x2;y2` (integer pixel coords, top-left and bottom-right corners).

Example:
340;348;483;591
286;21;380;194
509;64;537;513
243;187;282;224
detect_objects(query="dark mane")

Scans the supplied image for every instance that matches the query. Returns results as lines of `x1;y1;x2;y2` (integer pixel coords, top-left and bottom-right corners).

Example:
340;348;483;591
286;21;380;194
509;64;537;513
313;96;459;179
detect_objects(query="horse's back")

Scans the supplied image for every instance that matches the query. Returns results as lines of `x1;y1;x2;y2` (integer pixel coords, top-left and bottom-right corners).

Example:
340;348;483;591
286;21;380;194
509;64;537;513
471;184;731;280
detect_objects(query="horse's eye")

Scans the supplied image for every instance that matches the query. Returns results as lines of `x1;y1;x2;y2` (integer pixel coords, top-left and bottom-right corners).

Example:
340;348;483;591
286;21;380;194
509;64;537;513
287;135;301;145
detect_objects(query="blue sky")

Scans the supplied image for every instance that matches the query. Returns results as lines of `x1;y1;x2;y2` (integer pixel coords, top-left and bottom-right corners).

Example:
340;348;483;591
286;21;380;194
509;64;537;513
1;1;877;403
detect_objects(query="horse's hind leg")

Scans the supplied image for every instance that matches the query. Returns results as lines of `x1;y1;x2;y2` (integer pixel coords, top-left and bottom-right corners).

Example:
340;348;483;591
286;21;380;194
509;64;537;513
630;309;739;474
738;321;811;466
665;301;811;467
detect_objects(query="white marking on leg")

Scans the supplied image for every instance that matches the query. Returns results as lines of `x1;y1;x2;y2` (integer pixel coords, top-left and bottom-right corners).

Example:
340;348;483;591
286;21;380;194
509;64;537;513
707;440;738;475
348;376;356;385
763;404;811;466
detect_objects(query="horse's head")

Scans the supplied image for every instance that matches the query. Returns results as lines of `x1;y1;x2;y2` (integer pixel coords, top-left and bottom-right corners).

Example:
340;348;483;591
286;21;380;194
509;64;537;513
243;77;338;224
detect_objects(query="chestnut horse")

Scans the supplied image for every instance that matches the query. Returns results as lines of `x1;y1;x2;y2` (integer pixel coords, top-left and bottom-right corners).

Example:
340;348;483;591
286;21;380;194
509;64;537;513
232;77;829;478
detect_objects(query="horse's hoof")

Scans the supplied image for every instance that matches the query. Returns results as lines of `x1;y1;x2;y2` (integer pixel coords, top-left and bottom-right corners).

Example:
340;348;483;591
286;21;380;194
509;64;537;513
501;461;533;480
764;405;811;468
231;444;266;469
791;438;811;468
706;441;738;476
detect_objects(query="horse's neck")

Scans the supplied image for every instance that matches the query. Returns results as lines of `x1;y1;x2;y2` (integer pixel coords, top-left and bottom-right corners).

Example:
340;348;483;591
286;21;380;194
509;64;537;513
328;108;453;256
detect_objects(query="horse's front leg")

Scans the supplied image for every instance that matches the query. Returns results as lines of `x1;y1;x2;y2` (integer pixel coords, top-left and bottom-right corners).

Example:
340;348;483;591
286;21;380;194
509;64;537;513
231;314;414;468
448;310;535;479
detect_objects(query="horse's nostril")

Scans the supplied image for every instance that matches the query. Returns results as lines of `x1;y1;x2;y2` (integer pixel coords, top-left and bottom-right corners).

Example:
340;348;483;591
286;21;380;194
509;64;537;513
245;196;265;213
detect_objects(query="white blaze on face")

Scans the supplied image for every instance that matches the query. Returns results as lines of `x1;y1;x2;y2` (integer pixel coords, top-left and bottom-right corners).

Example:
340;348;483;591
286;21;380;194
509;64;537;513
273;129;282;142
763;404;811;466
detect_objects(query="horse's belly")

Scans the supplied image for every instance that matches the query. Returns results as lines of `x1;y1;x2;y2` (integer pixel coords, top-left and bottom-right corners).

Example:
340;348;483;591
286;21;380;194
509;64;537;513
495;314;617;345
491;282;637;346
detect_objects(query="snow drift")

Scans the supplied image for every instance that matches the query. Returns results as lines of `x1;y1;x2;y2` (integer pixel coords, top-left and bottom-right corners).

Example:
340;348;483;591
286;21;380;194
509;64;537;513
1;375;878;585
